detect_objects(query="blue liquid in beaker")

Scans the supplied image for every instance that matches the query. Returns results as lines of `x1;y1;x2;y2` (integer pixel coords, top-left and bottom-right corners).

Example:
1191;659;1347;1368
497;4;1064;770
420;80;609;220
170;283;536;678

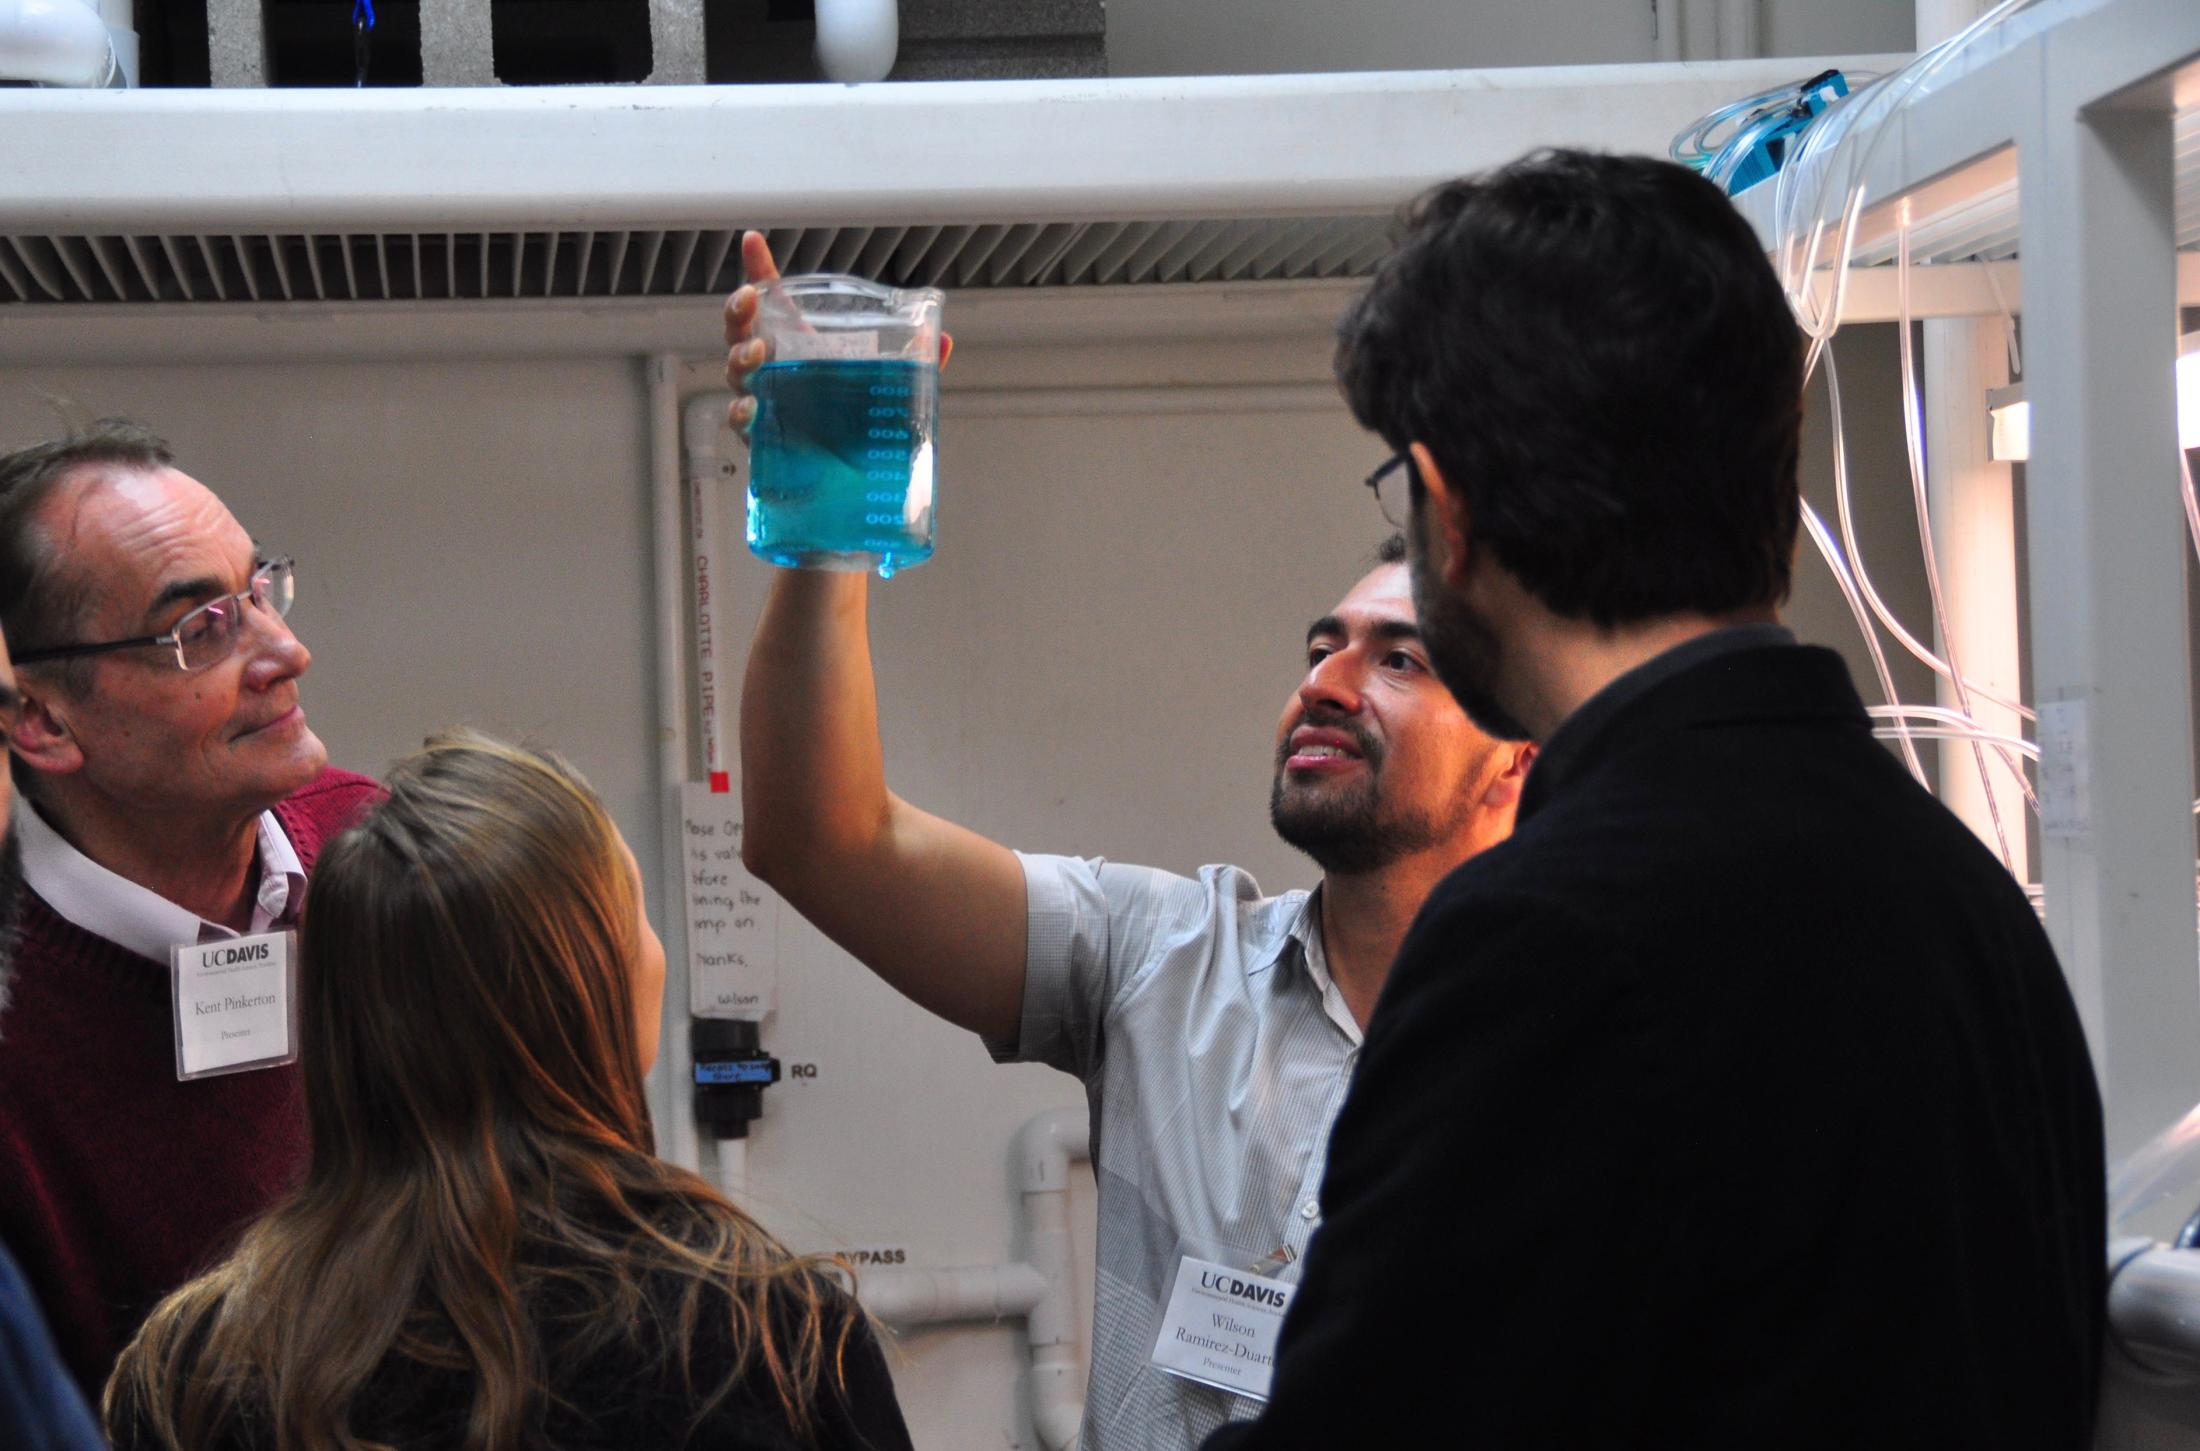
746;358;938;577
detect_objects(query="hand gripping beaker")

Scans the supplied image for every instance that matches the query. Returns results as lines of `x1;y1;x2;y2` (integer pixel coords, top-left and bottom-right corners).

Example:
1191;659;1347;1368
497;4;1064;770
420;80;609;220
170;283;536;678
744;274;946;578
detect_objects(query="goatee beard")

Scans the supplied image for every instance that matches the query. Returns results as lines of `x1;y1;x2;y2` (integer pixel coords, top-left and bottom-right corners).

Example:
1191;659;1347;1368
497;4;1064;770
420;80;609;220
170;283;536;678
1271;773;1397;875
1269;719;1462;875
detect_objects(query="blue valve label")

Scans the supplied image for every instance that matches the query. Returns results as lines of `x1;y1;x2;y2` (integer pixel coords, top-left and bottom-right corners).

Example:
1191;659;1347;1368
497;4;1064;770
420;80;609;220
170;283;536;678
696;1060;778;1086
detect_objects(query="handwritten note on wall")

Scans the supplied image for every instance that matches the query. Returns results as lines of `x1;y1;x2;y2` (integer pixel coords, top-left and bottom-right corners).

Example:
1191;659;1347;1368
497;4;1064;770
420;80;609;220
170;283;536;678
680;783;780;1019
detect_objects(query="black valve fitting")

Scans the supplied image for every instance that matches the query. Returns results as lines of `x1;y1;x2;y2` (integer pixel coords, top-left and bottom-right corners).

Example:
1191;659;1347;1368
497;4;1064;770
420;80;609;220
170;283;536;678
693;1018;781;1140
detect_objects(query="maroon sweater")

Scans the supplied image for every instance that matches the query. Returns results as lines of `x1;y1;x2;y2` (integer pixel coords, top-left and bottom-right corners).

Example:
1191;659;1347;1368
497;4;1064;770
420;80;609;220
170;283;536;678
0;768;382;1400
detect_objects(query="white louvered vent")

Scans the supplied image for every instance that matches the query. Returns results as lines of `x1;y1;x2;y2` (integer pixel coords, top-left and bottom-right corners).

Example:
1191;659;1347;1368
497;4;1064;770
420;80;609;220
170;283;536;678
0;217;1395;306
5;61;1928;313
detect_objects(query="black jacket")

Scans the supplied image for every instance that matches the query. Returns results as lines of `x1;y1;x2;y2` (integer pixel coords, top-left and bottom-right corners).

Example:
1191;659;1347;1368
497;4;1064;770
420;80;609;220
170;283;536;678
1209;642;2104;1450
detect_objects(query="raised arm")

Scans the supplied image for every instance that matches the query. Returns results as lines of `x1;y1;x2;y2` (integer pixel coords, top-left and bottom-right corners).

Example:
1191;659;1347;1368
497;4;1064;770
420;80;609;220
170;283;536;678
730;235;1025;1046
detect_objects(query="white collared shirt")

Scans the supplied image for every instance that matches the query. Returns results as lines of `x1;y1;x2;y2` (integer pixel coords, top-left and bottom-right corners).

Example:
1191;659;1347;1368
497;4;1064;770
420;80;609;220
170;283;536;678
14;799;306;963
998;853;1363;1451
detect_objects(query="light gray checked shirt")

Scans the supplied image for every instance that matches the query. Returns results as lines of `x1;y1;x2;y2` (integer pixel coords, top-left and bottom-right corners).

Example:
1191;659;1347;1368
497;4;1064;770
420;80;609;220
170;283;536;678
993;854;1363;1451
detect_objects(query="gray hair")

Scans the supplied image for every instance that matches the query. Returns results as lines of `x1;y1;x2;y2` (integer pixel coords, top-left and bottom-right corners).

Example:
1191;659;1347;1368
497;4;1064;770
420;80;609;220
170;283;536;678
0;418;175;695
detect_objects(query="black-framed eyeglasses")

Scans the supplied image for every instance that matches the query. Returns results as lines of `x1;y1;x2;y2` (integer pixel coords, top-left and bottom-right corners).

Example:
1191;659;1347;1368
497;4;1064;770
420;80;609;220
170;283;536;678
14;557;296;675
1365;453;1414;529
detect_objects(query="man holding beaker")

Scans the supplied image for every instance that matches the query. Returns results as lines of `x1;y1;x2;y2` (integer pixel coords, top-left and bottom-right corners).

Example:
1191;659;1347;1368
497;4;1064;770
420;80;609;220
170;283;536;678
726;232;1531;1451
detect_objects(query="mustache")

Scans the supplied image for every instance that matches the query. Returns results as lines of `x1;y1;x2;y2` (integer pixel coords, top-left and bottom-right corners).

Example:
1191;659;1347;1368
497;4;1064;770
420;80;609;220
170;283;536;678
1276;710;1382;772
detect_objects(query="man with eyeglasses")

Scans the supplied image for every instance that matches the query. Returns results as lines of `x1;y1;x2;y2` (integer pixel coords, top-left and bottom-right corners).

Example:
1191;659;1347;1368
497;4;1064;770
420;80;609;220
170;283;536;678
0;419;381;1397
1204;151;2103;1450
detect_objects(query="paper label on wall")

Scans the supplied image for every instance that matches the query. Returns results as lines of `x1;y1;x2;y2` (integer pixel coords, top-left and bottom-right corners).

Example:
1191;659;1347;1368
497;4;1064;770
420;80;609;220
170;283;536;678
2038;700;2091;841
681;782;779;1018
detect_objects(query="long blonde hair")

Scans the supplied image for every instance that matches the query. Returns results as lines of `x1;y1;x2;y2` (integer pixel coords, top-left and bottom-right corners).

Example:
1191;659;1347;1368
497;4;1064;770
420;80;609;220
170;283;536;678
108;732;852;1450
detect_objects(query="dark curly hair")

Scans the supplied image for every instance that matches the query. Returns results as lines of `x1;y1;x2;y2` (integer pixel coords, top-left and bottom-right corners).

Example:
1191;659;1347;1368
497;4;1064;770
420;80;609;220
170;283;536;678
1336;149;1804;627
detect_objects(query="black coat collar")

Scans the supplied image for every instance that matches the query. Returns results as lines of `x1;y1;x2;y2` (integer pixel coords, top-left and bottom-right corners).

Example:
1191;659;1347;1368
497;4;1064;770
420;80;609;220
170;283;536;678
1519;636;1868;824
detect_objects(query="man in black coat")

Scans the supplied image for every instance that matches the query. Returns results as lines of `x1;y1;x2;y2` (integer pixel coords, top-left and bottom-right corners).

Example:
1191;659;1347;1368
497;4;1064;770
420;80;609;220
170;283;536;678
1204;150;2104;1449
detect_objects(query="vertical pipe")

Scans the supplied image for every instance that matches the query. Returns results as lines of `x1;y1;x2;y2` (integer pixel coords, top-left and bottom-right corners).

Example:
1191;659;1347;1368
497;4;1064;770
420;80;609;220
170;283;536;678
96;0;132;84
1714;0;1757;60
1914;0;1982;46
1016;1107;1091;1451
648;353;702;1172
2018;89;2193;1163
1917;0;2026;881
1924;315;2025;876
682;394;735;795
716;1136;748;1204
1652;0;1683;63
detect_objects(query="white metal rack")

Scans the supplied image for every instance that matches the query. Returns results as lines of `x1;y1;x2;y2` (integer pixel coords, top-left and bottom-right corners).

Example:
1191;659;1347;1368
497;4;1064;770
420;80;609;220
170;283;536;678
1731;0;2200;1420
1737;0;2200;1168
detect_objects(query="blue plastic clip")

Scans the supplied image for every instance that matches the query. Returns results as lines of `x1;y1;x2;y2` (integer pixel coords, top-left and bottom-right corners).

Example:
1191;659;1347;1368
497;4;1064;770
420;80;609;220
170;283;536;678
1720;70;1850;196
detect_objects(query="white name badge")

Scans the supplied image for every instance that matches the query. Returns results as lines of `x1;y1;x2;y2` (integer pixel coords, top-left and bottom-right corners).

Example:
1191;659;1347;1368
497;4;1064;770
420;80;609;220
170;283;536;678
1149;1255;1297;1402
169;930;297;1081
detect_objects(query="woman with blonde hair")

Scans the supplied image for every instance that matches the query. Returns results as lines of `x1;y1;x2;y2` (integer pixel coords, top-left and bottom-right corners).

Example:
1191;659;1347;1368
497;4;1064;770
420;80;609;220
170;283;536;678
106;732;910;1451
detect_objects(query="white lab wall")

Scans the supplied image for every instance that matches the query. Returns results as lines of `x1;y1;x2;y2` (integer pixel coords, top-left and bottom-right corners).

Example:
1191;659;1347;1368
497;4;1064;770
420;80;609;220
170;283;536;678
0;311;1938;1447
1104;0;1919;76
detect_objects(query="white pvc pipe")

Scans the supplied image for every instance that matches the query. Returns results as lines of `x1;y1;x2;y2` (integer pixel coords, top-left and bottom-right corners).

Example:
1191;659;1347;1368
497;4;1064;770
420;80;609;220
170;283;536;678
95;0;131;85
716;1135;748;1204
1652;0;1683;62
1714;0;1758;59
815;0;897;83
1017;1107;1090;1451
859;1263;1049;1324
649;355;702;1173
0;0;116;86
853;1105;1091;1451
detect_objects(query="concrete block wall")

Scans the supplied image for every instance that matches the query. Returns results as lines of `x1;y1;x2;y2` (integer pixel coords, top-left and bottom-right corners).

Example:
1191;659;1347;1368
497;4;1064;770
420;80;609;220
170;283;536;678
205;0;266;85
895;0;1106;80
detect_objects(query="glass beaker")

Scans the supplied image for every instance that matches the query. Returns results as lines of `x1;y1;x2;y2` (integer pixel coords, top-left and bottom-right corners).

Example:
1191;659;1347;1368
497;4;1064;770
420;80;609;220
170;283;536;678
744;274;946;577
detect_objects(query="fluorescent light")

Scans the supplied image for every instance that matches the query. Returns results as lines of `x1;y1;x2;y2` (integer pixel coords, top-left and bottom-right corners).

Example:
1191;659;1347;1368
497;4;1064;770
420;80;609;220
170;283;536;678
2181;345;2200;454
1988;333;2200;463
1987;384;2030;463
